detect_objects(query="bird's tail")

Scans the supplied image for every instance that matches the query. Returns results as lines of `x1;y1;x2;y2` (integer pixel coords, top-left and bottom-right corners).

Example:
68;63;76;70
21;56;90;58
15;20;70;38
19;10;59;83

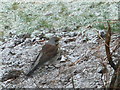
26;65;38;76
26;52;42;76
26;68;35;76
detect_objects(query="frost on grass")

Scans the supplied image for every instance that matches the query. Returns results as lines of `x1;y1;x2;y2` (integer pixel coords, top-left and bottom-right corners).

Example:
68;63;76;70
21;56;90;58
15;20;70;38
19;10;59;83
0;2;119;38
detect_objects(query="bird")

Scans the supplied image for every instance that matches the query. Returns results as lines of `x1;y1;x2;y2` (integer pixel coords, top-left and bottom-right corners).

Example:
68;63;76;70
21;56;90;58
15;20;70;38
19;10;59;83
26;37;61;76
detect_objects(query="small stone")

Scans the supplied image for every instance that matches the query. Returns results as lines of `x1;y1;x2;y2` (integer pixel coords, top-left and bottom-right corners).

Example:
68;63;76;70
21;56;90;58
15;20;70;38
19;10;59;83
6;41;15;48
60;55;67;63
45;33;54;39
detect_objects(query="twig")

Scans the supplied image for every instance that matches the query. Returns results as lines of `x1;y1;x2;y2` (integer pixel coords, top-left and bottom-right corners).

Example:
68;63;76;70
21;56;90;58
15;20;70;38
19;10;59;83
95;30;109;47
69;59;81;66
105;21;117;71
69;56;88;66
103;40;120;61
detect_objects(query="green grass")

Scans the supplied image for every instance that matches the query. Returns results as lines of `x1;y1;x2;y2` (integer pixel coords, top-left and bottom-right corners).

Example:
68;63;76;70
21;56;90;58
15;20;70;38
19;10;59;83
11;2;19;10
0;2;119;36
111;22;120;32
18;11;33;23
94;21;120;33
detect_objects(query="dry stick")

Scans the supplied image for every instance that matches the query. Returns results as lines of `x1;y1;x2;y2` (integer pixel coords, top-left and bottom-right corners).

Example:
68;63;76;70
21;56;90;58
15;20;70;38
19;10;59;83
91;29;119;52
70;39;119;67
69;20;119;66
103;40;120;61
96;27;120;61
95;30;110;47
69;56;86;66
101;42;119;86
109;59;120;88
98;41;120;87
105;21;117;71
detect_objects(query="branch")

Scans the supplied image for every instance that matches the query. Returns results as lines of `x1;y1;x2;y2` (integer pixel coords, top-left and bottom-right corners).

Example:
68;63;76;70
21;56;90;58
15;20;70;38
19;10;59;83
103;40;120;61
105;21;117;71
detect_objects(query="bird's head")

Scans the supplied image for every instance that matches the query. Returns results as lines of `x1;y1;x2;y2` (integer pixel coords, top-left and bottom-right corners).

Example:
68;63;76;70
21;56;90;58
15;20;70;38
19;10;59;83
48;37;61;46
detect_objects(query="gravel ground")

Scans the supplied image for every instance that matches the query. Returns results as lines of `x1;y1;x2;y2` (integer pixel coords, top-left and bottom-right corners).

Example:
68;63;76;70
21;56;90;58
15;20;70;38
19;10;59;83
0;27;119;88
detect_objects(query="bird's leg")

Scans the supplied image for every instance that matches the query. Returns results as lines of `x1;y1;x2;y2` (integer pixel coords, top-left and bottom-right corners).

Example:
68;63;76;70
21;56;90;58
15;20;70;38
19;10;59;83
101;74;103;81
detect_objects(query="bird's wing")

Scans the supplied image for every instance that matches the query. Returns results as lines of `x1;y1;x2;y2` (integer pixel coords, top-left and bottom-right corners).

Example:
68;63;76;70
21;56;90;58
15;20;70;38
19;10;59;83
26;44;58;76
40;44;58;62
